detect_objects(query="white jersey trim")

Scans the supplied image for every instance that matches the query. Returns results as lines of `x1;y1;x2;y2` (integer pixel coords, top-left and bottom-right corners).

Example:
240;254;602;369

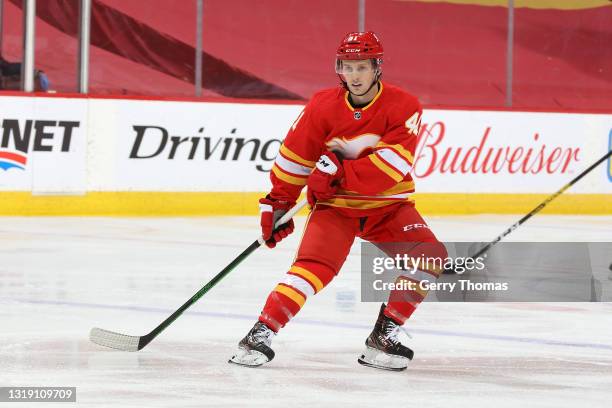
375;148;413;176
275;154;313;176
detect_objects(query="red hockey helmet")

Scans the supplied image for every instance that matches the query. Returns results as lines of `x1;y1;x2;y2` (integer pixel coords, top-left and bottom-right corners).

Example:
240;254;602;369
336;31;384;62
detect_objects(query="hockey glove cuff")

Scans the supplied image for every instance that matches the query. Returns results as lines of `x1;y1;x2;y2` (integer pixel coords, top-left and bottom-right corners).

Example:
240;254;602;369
259;195;295;248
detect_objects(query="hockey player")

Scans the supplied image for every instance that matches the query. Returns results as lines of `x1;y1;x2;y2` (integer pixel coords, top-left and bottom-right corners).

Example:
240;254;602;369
229;31;447;371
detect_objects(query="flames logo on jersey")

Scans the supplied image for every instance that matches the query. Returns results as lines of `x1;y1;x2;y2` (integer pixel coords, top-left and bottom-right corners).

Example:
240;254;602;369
326;133;381;160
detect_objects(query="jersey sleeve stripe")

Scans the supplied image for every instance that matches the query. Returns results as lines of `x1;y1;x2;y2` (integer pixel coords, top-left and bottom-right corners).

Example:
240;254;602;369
321;196;413;210
272;164;308;186
275;152;313;176
279;145;317;168
376;142;415;165
380;181;415;195
368;154;405;183
375;148;413;176
334;193;410;200
335;181;415;196
274;284;306;307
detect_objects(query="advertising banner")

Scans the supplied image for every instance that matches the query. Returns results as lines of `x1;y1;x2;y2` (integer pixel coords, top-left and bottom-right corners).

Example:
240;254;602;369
415;110;612;193
0;96;87;193
2;95;610;196
89;99;302;191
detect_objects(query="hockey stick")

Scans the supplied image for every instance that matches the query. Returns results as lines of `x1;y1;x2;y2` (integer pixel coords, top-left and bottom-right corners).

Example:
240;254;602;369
446;149;612;274
89;198;308;351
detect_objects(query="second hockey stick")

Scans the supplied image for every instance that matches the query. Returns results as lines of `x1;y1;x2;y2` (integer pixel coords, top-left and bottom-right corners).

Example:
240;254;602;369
446;149;612;274
89;198;308;351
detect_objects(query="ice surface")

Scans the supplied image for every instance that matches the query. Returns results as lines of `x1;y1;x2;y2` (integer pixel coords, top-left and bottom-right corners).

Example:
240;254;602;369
1;215;611;407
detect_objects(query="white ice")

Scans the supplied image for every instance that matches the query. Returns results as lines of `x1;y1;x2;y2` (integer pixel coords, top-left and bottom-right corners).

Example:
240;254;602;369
1;215;612;407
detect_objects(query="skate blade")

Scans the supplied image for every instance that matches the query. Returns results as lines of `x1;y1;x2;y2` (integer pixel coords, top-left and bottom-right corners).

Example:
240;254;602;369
228;347;270;367
357;346;409;371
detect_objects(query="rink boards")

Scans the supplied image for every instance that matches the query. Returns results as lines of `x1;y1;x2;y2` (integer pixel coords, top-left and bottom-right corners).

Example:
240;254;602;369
0;93;611;215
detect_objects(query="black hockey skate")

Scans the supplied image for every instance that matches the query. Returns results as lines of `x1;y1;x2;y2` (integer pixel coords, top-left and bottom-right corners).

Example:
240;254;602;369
228;321;275;367
358;304;414;371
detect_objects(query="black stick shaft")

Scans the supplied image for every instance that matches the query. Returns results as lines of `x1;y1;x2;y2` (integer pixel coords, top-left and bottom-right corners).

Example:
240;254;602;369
136;197;308;349
139;240;262;349
468;149;612;261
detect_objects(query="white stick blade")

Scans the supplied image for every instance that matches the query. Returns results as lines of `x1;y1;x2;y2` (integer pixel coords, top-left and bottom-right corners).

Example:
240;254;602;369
89;327;140;352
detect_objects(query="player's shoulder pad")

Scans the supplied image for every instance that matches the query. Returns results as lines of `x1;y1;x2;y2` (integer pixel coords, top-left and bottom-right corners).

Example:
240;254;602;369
381;82;421;111
304;87;343;116
381;83;422;126
310;87;342;104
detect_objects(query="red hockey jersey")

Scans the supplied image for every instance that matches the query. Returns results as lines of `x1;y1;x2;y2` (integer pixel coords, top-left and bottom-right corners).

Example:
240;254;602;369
270;81;422;217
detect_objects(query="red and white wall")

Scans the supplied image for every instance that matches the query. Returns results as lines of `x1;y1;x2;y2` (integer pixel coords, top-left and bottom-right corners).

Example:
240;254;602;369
1;94;610;215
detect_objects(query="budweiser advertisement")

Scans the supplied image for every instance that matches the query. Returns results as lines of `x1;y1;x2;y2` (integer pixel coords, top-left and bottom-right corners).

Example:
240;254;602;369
414;110;611;193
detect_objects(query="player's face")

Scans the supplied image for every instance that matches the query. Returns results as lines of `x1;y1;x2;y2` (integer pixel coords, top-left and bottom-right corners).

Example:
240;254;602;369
337;60;377;95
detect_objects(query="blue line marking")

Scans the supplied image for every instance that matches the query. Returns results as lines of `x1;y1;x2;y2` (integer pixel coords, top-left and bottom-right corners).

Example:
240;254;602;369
10;298;612;352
